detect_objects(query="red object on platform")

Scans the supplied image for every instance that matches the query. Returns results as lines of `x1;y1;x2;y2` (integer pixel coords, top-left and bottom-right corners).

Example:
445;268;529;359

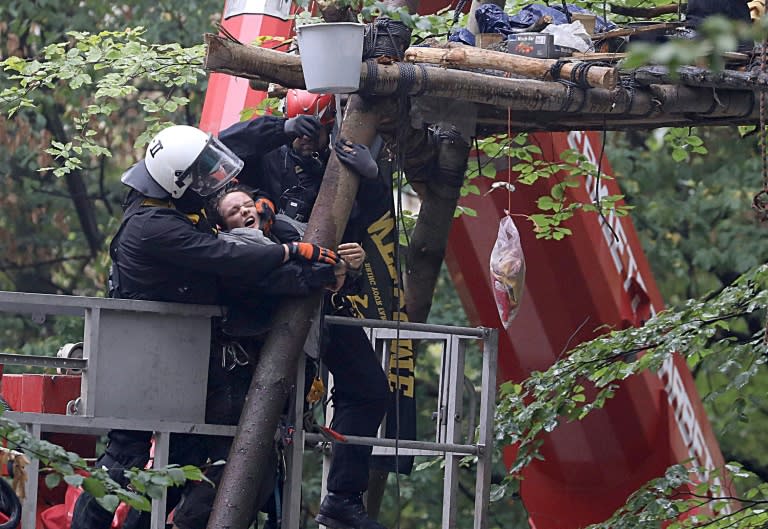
39;484;129;529
2;375;96;529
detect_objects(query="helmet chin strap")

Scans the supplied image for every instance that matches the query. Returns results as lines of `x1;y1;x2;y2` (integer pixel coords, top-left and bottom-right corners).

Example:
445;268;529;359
174;189;206;213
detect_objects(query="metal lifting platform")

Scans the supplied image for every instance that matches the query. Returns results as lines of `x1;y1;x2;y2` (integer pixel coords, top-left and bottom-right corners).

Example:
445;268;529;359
0;291;498;529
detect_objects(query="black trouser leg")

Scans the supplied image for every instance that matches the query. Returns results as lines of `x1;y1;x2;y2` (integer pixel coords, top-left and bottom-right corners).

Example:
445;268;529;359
71;430;153;529
322;326;390;494
172;348;277;529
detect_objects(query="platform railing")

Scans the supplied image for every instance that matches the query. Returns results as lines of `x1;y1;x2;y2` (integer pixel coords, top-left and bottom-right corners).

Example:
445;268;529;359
0;291;498;529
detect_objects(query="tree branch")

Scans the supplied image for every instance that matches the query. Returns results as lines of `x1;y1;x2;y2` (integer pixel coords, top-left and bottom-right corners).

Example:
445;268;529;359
41;100;104;255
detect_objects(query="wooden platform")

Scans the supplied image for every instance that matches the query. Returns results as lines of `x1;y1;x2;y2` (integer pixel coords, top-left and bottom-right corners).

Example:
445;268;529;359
204;33;767;133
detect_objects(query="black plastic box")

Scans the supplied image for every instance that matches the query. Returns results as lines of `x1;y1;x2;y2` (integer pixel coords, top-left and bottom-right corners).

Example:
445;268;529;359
506;33;572;59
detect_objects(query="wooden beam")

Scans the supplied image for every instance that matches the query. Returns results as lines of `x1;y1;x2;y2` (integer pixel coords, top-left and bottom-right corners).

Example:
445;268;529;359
631;65;768;91
594;22;680;40
648;84;756;117
404;43;619;89
609;3;684;18
204;34;645;113
204;34;763;131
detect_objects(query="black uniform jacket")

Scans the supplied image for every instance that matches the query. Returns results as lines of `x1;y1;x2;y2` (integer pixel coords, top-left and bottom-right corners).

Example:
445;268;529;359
112;203;283;304
220;116;391;244
218;115;293;203
112;201;334;306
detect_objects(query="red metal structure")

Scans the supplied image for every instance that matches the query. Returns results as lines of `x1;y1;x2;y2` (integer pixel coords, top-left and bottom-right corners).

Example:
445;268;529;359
445;131;727;528
1;374;95;528
199;3;728;529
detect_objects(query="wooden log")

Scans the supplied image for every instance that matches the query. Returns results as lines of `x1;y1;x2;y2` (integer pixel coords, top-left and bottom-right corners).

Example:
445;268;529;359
631;65;768;91
609;3;684;18
204;34;762;129
476;86;760;131
205;33;648;114
568;52;627;62
404;43;619;89
648;84;756;117
476;109;759;132
594;22;679;40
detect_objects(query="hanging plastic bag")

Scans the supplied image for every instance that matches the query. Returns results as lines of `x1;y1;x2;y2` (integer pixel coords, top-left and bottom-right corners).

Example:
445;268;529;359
490;216;526;328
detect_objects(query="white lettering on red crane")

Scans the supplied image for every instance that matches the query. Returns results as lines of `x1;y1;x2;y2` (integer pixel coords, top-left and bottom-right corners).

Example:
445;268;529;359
566;131;730;512
567;132;649;317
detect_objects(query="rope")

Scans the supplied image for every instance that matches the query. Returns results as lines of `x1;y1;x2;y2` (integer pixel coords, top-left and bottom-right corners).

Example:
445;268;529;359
549;61;612;112
619;72;637;114
363;16;412;61
753;41;768;221
412;64;429;96
452;0;470;26
701;88;721;116
362;59;379;92
759;43;768;347
548;59;568;81
397;62;417;94
507;106;513;214
560;0;572;23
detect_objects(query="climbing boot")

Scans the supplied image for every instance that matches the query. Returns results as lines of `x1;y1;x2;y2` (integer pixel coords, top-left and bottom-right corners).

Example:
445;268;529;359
315;492;387;529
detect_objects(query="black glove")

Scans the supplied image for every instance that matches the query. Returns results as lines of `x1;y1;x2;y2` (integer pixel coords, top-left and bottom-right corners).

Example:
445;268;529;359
284;115;321;139
334;140;378;179
286;242;339;265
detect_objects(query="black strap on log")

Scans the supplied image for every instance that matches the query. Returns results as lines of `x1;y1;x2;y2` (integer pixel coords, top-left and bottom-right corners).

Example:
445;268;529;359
363;16;412;61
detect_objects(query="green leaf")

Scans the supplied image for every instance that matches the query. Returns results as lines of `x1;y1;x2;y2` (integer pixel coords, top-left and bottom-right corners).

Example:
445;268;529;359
489;484;507;502
537;196;556;211
120;491;152;511
45;473;62;489
671;148;687;162
64;474;84;487
96;494;120;513
82;477;107;498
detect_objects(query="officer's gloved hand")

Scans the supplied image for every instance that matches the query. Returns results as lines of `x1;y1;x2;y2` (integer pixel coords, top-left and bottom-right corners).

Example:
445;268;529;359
284;115;321;139
254;196;275;235
334;139;378;179
286;242;339;265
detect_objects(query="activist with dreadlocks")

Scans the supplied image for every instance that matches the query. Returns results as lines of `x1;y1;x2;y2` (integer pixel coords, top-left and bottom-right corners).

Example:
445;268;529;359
217;89;392;529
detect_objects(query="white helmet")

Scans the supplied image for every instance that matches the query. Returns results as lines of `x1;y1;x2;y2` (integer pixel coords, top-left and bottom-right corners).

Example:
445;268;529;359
144;125;244;198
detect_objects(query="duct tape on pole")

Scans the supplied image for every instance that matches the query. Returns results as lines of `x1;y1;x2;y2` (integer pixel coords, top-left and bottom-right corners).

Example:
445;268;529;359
295;22;364;93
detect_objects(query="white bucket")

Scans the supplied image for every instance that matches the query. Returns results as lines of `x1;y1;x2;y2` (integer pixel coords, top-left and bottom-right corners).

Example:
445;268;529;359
296;22;365;94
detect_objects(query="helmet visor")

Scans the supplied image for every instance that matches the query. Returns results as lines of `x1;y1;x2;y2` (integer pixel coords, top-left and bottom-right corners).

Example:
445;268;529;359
184;135;244;197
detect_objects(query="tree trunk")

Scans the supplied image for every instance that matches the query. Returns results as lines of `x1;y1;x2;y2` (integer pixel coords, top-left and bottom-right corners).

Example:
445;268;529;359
404;135;470;323
369;125;471;518
207;95;382;529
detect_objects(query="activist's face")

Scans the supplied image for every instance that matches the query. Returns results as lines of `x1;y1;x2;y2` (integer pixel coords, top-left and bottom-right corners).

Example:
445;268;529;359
219;191;260;230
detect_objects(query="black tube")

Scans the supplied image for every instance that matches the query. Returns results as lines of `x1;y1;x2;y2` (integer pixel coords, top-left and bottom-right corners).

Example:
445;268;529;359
0;477;21;529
